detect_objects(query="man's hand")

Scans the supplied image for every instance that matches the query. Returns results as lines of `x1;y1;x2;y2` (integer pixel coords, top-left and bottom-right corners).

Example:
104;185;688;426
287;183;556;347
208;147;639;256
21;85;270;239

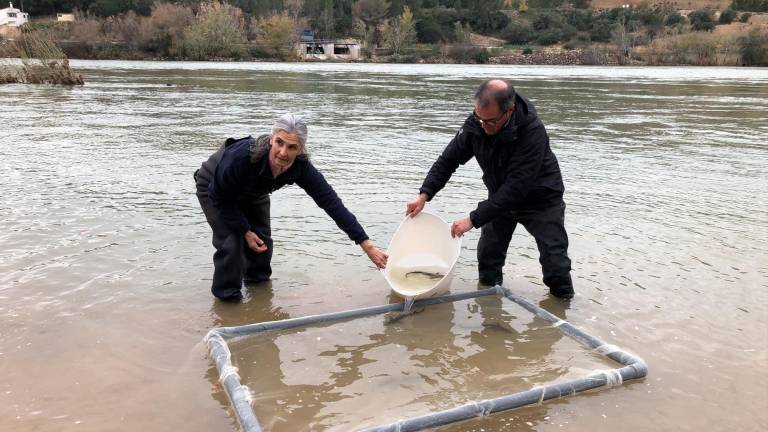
361;239;388;269
405;193;428;217
244;231;268;253
451;217;473;238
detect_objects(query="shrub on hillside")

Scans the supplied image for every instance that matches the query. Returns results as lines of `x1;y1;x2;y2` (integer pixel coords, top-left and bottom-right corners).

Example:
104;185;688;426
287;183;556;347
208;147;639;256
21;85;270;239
572;0;591;9
536;28;565;45
255;12;295;60
739;12;752;22
0;67;18;83
719;8;738;24
429;7;462;42
416;16;443;43
247;45;273;59
531;10;566;32
730;0;768;12
740;28;768;65
446;44;482;63
58;41;93;59
488;11;512;31
664;11;686;26
635;5;664;27
688;9;715;31
104;11;141;52
650;32;734;65
566;8;594;32
590;16;615;42
183;1;247;60
139;3;194;57
93;41;133;59
564;31;592;49
503;20;533;44
468;8;510;34
70;17;105;44
475;48;490;64
530;10;576;44
529;0;564;8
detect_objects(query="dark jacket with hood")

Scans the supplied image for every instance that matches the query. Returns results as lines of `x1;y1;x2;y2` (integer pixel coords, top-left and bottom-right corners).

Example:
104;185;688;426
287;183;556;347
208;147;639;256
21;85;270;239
195;134;368;244
419;94;565;228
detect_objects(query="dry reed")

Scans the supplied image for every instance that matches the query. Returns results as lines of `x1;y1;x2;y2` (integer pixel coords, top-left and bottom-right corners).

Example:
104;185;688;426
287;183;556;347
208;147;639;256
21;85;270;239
0;28;84;85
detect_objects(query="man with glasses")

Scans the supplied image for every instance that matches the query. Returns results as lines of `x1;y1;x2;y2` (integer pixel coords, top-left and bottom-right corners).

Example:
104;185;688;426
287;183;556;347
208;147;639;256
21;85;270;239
405;79;574;299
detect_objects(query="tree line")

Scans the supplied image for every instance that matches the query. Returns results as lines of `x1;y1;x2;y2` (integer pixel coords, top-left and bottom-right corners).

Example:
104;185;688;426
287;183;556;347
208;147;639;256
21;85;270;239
7;0;768;66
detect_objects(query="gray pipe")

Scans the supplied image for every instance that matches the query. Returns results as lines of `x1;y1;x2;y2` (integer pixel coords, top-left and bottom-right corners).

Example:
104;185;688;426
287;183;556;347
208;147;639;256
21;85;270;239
205;286;648;432
211;288;499;340
206;332;262;432
204;288;500;432
359;287;648;432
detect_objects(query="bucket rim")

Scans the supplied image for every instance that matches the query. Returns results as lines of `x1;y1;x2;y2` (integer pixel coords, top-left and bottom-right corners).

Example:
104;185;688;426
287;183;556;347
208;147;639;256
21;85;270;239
381;211;463;299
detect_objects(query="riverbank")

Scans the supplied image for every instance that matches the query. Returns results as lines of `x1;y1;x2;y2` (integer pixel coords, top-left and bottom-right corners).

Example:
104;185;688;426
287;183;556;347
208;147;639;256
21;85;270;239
2;40;764;68
2;11;767;68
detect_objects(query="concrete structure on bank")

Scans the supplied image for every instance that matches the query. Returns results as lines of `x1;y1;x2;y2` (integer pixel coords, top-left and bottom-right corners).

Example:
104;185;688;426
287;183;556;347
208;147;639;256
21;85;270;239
0;2;28;27
57;13;75;22
297;39;361;61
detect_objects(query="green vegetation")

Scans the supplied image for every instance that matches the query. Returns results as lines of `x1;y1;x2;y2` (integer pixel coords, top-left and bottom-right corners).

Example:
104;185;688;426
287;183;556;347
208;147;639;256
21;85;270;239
740;28;768;65
182;2;247;60
381;6;416;55
719;8;738;24
4;0;767;65
688;9;715;31
257;11;296;59
730;0;768;12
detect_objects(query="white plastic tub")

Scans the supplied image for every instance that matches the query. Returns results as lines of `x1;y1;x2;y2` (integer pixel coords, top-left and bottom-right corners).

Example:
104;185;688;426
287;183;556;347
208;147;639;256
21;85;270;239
382;212;462;300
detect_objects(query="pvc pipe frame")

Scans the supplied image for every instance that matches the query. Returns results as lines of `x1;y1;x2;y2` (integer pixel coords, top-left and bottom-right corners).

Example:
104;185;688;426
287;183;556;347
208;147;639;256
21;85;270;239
204;286;648;432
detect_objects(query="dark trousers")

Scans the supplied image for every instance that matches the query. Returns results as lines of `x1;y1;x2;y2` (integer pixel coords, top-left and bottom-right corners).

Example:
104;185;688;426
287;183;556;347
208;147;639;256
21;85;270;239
196;183;272;300
477;202;573;296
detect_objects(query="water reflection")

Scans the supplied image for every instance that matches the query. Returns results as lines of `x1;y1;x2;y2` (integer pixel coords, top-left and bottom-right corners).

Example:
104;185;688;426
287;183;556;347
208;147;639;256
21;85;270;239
210;281;291;327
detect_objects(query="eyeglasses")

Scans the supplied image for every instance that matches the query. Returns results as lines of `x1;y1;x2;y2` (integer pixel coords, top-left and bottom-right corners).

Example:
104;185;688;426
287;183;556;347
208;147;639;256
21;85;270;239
473;109;511;127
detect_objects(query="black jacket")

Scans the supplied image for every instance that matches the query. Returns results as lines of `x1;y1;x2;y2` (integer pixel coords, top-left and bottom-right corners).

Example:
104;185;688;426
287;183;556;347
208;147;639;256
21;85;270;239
196;135;369;243
419;94;565;228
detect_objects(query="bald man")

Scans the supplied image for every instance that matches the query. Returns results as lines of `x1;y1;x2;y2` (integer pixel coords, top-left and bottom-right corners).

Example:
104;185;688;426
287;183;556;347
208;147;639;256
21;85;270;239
406;80;574;299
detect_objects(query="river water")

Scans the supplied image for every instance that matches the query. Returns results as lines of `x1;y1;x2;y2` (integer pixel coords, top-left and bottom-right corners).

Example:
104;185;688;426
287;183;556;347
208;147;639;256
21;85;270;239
1;61;766;432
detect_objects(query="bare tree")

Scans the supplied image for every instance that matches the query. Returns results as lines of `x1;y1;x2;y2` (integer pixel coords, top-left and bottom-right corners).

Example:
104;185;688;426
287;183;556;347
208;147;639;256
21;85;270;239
611;18;630;64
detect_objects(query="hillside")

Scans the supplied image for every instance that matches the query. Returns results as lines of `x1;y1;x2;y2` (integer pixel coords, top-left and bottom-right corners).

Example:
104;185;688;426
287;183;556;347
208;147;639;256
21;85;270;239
3;0;766;66
589;0;732;10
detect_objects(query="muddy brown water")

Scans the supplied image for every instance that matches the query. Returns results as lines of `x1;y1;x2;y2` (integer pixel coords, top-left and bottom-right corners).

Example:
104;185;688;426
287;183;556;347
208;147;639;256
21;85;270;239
1;62;766;432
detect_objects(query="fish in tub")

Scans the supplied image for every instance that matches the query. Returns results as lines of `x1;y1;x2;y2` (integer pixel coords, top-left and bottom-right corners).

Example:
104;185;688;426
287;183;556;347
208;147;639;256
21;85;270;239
382;212;462;313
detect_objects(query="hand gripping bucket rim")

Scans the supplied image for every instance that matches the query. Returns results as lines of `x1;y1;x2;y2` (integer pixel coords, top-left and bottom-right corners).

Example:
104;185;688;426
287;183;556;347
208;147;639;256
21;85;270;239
382;211;462;300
